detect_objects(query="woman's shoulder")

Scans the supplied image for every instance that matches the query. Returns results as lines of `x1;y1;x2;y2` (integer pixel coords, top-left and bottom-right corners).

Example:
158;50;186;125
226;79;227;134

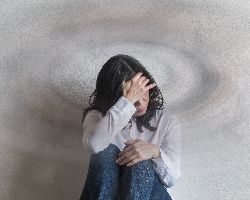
153;108;182;139
86;109;103;116
154;107;169;120
83;109;103;124
155;107;179;126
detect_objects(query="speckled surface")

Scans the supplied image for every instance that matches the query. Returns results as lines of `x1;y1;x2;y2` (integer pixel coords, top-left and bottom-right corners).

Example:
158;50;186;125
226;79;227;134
0;0;250;199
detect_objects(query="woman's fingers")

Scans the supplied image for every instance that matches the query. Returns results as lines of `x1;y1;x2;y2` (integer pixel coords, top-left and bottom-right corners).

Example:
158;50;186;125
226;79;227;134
116;149;133;163
123;80;131;89
122;72;157;103
132;72;143;83
134;73;156;92
137;75;147;86
141;78;150;87
116;139;153;166
118;145;133;156
145;83;157;91
117;139;139;158
117;151;138;165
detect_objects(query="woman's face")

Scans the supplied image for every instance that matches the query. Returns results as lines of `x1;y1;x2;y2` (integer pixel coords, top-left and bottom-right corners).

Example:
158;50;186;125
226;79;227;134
132;90;150;116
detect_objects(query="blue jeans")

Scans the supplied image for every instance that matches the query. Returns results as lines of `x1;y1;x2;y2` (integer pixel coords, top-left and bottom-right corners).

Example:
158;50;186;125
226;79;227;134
79;143;172;200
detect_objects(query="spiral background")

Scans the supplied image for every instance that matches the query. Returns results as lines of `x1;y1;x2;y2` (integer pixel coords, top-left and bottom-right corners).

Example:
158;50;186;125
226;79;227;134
1;1;250;199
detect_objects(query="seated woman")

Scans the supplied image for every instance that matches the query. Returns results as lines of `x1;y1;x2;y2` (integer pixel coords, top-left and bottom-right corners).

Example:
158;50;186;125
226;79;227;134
79;54;182;200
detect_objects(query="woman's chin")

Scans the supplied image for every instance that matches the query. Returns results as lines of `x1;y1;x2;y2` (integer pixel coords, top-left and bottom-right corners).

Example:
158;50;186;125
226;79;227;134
134;110;146;116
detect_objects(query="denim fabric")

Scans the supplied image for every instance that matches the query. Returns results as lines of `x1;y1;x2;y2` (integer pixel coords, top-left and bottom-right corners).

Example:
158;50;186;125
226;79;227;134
79;143;172;200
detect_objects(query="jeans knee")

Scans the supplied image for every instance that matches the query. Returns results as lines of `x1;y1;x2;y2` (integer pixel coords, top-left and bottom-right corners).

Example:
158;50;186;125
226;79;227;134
95;143;120;159
130;159;155;173
136;159;154;166
89;143;120;170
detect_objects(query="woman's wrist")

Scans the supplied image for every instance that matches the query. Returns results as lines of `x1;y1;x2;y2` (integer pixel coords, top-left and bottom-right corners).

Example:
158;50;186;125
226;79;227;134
152;144;161;159
122;95;136;104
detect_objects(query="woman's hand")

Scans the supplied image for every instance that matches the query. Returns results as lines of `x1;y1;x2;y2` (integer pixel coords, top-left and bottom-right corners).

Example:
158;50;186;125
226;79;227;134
122;72;156;104
116;139;160;166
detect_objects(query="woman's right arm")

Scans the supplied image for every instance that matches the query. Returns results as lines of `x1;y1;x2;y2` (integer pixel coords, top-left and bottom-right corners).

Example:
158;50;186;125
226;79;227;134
82;95;137;154
82;72;156;154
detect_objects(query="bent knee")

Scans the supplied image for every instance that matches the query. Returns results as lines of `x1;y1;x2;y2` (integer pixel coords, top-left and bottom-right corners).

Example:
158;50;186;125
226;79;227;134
94;143;120;157
130;159;155;171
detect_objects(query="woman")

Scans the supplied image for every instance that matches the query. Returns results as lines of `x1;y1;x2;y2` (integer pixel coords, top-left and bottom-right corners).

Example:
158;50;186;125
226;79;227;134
79;54;181;200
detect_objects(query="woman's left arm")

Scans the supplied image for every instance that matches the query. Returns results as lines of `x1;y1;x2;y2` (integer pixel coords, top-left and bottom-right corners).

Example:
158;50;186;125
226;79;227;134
151;115;182;188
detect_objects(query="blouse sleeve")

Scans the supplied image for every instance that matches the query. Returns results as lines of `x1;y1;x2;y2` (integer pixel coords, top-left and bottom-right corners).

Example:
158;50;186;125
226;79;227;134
82;96;137;154
151;114;182;188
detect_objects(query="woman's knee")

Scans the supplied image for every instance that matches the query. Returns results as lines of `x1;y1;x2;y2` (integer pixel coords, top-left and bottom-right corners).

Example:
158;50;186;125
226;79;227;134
93;143;120;159
132;159;154;169
129;159;155;178
88;143;120;171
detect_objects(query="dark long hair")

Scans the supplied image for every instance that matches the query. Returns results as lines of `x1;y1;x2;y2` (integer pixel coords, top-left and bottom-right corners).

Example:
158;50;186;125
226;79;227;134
81;54;165;133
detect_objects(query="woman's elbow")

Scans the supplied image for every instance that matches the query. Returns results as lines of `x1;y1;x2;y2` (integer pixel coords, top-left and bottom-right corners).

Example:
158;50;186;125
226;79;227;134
89;145;103;154
88;138;110;154
164;173;181;188
82;137;102;154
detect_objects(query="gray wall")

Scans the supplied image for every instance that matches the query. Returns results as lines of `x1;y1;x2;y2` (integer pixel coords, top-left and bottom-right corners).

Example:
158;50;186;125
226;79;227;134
1;1;249;199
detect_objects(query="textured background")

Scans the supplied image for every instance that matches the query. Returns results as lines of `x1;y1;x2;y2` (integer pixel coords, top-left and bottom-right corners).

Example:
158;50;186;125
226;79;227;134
1;1;250;199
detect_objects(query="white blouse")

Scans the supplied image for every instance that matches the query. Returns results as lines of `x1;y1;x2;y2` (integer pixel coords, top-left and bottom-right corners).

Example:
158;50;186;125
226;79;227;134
82;95;182;193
